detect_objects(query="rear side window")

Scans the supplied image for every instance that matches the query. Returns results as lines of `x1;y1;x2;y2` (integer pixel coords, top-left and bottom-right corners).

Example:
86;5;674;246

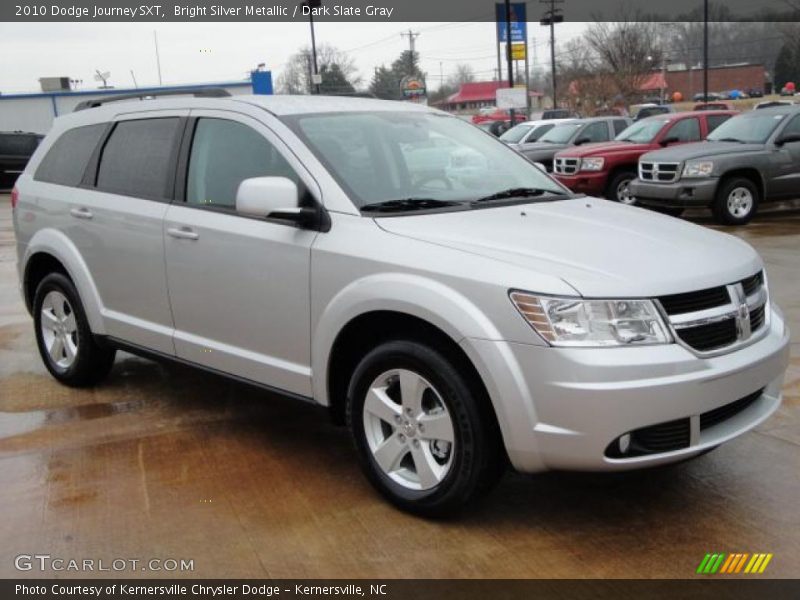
706;114;732;134
613;120;629;135
96;118;180;199
186;118;299;209
35;125;105;186
666;118;701;142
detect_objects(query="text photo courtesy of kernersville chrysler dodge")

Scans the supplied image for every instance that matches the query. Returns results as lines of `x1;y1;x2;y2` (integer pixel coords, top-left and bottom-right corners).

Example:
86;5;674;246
12;91;790;516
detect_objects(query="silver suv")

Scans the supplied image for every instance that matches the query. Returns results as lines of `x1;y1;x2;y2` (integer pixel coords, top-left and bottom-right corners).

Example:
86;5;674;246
12;92;790;515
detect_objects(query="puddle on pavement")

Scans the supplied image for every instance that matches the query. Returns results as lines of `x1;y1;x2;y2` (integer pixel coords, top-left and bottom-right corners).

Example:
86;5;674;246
0;399;147;439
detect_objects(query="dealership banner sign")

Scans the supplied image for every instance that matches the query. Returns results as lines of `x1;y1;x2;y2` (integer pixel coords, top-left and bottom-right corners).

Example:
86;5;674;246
4;0;799;21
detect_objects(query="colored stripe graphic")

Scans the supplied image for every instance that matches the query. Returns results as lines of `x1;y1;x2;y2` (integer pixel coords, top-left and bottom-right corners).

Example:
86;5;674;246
698;552;772;575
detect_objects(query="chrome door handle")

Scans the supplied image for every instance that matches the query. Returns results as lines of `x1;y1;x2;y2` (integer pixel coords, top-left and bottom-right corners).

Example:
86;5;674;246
70;207;93;220
167;226;199;241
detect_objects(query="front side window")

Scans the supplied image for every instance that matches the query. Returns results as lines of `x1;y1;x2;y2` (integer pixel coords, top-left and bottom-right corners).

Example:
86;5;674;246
578;121;611;143
96;118;180;199
35;124;105;187
616;119;668;143
186;118;299;209
665;118;701;142
499;124;533;143
779;114;800;137
539;122;582;144
283;111;566;209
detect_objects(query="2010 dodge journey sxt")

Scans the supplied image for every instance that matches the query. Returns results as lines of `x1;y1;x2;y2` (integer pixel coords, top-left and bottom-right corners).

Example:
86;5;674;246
12;92;790;515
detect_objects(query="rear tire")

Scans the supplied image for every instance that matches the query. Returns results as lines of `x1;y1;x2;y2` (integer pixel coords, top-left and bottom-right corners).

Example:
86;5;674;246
606;170;638;205
33;272;116;387
346;340;504;516
712;177;759;225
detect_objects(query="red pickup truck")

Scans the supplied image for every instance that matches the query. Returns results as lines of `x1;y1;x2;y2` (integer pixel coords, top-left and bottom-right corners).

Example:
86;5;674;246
552;110;737;204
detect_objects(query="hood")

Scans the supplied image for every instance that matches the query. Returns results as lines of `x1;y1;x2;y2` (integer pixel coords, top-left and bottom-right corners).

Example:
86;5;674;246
375;199;760;298
520;142;569;160
641;140;765;162
558;141;654;158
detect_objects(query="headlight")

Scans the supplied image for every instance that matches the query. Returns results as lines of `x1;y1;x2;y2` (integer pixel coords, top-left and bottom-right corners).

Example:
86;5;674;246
509;291;672;347
682;160;714;178
580;157;605;171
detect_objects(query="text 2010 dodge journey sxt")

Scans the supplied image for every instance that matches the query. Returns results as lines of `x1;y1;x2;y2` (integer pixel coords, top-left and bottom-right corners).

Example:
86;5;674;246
12;92;790;515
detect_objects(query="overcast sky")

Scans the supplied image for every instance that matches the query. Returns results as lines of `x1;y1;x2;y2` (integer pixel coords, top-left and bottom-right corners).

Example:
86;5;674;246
0;21;588;94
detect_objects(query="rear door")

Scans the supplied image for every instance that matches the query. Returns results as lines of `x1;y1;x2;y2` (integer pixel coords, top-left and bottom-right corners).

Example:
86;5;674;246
69;111;186;354
163;110;318;397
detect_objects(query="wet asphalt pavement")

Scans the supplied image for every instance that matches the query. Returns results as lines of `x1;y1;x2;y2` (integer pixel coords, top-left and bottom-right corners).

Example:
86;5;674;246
0;194;798;579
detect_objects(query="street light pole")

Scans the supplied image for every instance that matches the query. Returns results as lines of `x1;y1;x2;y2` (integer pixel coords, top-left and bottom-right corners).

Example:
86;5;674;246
504;0;515;122
703;0;709;103
540;0;563;109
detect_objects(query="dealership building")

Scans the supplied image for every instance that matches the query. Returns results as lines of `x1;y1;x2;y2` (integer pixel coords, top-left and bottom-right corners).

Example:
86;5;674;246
0;75;272;134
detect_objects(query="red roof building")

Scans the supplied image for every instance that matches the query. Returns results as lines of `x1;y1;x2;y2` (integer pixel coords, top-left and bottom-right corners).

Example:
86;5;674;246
436;80;543;112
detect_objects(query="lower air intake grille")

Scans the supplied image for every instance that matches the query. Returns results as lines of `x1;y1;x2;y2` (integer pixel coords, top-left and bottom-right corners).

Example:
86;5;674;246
700;389;763;430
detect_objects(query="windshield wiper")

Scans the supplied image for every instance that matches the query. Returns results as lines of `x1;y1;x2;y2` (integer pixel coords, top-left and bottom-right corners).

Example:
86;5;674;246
473;187;563;203
360;198;461;213
713;137;745;143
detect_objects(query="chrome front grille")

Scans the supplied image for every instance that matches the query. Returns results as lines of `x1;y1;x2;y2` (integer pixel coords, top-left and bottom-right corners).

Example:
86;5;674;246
657;271;768;355
639;161;680;182
554;157;579;175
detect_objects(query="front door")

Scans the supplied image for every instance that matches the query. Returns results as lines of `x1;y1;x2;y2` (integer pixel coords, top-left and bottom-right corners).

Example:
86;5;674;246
163;111;318;397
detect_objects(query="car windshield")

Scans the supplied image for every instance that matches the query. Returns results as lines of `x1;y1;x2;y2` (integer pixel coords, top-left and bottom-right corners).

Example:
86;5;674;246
499;124;533;143
282;111;568;209
707;113;786;143
616;119;668;143
539;122;582;143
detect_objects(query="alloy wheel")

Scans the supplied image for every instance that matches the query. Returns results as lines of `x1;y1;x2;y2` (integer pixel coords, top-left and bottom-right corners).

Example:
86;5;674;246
727;187;753;218
40;290;79;369
362;369;455;491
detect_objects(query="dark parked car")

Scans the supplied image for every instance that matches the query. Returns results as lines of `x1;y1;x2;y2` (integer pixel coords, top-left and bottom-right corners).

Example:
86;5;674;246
634;104;674;121
630;106;800;224
515;116;632;171
0;131;43;189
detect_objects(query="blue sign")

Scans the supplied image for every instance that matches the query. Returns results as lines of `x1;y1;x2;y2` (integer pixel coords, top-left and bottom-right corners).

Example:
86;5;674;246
251;70;273;95
496;3;527;43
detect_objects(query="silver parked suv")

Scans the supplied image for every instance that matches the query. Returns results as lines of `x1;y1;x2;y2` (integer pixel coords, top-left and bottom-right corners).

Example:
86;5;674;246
12;91;790;515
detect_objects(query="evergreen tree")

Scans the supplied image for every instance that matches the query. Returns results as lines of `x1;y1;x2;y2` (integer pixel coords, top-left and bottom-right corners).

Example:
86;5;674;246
774;42;799;91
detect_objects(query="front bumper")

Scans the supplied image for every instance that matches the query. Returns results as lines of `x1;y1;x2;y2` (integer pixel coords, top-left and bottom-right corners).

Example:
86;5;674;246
629;177;719;208
554;172;607;196
461;304;790;473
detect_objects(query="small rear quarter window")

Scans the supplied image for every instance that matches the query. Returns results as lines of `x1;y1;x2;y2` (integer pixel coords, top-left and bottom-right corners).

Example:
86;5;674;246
35;124;107;187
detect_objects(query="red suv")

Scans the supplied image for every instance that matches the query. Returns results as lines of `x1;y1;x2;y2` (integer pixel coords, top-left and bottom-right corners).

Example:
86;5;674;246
552;110;737;204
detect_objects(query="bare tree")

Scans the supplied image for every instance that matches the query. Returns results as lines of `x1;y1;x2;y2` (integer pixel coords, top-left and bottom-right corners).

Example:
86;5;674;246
584;19;663;103
276;44;361;94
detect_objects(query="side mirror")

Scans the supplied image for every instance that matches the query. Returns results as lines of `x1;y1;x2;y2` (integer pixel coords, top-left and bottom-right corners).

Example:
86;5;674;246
660;136;680;146
235;176;321;228
775;133;800;146
574;137;591;145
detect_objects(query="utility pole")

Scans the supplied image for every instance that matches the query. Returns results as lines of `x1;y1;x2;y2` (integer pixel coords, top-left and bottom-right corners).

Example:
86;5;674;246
401;29;420;54
703;0;709;103
540;0;563;109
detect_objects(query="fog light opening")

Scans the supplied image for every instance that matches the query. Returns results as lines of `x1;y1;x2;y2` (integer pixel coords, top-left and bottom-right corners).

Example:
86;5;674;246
619;433;631;454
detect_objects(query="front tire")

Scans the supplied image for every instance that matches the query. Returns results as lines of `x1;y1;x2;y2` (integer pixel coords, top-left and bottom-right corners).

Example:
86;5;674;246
712;177;759;225
33;272;116;387
607;170;638;205
346;340;504;516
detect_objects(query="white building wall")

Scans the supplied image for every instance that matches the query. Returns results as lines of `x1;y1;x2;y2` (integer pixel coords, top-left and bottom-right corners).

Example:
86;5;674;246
0;82;254;135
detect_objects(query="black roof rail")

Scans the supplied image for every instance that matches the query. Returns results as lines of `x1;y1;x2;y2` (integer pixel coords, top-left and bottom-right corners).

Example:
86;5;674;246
73;87;232;112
